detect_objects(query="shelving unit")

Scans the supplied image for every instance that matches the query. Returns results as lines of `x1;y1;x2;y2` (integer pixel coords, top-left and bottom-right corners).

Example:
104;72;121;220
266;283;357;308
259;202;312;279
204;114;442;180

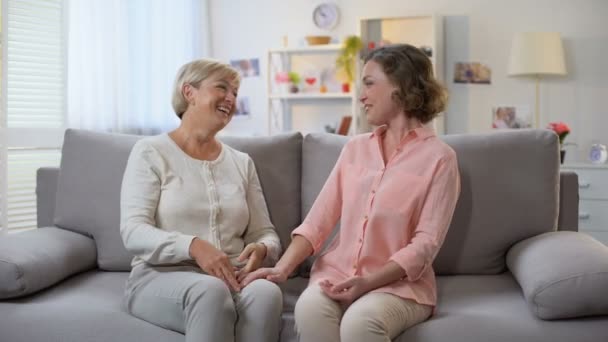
355;15;445;134
266;44;358;135
561;163;608;245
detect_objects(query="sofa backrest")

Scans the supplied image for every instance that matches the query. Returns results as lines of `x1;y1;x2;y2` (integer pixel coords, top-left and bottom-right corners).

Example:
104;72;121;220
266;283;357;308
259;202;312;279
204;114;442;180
52;129;302;271
301;129;561;275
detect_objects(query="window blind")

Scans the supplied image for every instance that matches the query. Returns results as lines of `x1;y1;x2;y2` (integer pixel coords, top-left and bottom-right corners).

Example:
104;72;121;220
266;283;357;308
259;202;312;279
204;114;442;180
1;0;65;233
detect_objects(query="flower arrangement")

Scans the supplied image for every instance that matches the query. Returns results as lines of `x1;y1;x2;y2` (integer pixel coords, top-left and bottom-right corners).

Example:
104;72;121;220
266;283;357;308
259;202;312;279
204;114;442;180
547;121;570;145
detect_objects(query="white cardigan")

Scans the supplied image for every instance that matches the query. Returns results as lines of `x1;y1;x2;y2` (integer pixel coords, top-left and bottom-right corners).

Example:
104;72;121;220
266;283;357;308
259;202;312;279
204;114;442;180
120;134;281;268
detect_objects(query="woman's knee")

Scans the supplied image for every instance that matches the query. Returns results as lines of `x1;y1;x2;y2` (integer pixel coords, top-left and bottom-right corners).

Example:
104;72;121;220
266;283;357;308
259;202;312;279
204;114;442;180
294;286;337;328
238;279;283;316
185;277;235;320
246;279;283;311
340;307;385;340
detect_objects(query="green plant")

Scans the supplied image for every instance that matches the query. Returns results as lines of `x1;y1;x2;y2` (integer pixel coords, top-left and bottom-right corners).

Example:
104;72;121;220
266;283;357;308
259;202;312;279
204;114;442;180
336;35;363;84
288;71;301;84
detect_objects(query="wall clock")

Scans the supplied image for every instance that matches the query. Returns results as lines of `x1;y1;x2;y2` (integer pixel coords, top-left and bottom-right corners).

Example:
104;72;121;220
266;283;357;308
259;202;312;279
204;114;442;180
313;3;340;30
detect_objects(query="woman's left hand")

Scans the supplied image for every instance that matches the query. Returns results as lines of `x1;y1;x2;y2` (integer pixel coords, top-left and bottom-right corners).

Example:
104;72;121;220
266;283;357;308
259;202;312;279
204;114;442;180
235;243;267;281
319;276;372;308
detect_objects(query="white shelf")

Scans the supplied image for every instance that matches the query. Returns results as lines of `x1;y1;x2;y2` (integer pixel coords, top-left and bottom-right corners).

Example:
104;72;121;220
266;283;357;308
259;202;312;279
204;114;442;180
268;44;342;53
562;163;608;169
269;92;352;100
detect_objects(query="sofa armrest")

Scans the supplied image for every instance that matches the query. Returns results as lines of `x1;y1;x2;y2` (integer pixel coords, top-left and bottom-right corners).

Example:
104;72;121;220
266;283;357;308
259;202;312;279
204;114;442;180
36;167;60;228
0;227;97;299
558;171;578;232
507;231;608;320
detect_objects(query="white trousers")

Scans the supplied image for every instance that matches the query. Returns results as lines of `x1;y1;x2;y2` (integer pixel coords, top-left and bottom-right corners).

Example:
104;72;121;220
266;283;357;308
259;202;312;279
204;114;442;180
294;284;432;342
124;264;282;342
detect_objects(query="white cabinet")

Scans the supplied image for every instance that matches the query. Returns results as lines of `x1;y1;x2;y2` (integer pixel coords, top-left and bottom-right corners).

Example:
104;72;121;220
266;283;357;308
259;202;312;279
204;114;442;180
355;15;445;134
561;163;608;245
266;44;357;135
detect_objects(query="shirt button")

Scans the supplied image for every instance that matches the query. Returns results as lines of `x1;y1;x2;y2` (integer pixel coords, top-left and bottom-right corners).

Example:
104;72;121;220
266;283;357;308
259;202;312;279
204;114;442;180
371;189;376;194
353;265;357;269
364;215;368;220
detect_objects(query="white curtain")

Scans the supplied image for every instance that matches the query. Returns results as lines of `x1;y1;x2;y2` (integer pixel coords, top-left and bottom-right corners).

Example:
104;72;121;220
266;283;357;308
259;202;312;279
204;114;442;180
68;0;208;134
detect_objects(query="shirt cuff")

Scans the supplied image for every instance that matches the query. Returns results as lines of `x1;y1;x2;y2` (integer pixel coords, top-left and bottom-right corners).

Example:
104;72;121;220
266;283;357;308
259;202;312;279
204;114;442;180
175;234;197;261
390;247;427;282
291;222;322;254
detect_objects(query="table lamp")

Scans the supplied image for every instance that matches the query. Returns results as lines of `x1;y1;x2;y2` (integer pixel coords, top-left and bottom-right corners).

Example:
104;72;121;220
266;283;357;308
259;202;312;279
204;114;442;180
508;32;567;128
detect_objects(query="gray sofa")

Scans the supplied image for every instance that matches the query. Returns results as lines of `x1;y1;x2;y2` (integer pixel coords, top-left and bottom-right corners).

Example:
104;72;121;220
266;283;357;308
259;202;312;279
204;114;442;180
2;128;608;342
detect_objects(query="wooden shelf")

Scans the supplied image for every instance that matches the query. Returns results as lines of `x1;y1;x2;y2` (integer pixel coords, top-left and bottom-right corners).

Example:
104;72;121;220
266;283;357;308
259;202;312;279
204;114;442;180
269;92;352;100
268;44;342;54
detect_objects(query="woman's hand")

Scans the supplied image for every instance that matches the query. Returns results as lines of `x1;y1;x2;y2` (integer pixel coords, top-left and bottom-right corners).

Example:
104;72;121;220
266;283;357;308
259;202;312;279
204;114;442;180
235;243;267;280
319;276;372;308
239;266;289;286
189;238;241;291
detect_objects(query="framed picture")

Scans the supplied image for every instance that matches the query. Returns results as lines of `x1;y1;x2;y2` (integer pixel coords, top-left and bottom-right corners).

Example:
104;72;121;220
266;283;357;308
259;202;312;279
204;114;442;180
234;97;251;118
230;58;260;78
454;62;491;84
492;105;531;129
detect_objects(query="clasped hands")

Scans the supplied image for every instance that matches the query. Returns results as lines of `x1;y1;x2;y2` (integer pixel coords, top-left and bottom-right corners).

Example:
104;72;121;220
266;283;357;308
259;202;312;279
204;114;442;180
189;238;267;292
241;268;371;308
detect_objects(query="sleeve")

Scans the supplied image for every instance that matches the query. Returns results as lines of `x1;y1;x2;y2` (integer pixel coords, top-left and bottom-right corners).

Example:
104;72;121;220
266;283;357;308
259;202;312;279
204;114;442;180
119;142;196;265
291;143;347;255
243;157;282;266
389;153;461;281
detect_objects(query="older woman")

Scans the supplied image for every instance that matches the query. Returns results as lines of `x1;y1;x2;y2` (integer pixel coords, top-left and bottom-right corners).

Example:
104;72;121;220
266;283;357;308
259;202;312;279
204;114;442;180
243;44;461;342
120;59;282;342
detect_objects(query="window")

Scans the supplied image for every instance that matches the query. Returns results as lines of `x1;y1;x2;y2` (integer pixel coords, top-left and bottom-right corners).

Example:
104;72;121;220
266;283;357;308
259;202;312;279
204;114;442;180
0;0;66;233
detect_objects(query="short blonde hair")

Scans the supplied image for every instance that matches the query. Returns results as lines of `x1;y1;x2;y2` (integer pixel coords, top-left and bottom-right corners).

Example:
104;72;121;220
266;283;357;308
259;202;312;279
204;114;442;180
171;59;241;119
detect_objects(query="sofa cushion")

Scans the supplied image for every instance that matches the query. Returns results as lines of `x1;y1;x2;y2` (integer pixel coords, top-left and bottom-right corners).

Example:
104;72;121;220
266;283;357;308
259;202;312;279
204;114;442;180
54;129;302;271
219;132;302;250
0;271;184;342
434;129;560;274
507;231;608;320
299;130;560;276
0;227;96;299
54;129;141;271
299;133;349;275
392;274;608;342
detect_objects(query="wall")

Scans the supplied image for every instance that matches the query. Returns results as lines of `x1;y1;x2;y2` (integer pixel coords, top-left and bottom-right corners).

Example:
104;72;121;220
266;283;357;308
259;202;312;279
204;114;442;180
210;0;608;162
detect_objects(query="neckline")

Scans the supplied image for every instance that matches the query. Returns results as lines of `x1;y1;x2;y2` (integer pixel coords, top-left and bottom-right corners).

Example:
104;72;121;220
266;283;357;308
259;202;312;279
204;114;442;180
164;133;225;165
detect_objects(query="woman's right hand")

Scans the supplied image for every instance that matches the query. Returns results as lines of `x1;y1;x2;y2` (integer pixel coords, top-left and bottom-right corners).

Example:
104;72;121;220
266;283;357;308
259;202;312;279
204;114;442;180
189;238;241;291
240;266;288;286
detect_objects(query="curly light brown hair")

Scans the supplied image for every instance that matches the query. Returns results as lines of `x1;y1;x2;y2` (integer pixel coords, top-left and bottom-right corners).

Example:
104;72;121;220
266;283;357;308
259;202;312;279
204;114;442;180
364;44;448;124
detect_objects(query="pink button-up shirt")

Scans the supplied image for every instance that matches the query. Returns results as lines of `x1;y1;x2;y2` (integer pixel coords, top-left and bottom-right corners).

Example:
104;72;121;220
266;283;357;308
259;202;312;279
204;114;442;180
292;125;460;306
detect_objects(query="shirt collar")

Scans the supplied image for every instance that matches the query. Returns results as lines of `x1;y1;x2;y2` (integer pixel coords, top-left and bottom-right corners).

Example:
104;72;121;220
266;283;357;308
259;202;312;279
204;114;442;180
369;124;436;140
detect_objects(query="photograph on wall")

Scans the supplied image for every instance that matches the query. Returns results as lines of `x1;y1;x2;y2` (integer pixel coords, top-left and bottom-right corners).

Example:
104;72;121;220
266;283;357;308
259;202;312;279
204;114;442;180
230;58;260;78
454;62;492;84
234;97;251;118
492;105;531;129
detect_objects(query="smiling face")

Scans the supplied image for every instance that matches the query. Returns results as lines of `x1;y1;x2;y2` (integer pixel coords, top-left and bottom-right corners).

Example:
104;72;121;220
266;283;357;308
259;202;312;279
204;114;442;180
359;60;402;126
182;73;240;133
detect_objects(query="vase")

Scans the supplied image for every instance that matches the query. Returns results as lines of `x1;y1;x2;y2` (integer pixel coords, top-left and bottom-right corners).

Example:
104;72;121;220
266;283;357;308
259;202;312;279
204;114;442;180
560;150;566;164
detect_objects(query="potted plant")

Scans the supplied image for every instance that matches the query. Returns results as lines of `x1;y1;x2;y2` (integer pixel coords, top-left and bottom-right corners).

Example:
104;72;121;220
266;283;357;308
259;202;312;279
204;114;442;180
335;35;363;93
547;121;571;163
288;71;301;93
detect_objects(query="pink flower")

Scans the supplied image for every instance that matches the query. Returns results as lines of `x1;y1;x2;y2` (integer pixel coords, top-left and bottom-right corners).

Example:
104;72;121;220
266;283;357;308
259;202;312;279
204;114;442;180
547;121;570;144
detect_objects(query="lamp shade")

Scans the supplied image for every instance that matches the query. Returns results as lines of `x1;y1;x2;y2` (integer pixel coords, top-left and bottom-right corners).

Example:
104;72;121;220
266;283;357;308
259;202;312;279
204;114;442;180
508;32;567;76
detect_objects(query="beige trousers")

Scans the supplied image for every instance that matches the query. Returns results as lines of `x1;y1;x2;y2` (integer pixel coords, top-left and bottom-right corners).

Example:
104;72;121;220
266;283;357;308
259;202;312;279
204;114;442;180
294;284;432;342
